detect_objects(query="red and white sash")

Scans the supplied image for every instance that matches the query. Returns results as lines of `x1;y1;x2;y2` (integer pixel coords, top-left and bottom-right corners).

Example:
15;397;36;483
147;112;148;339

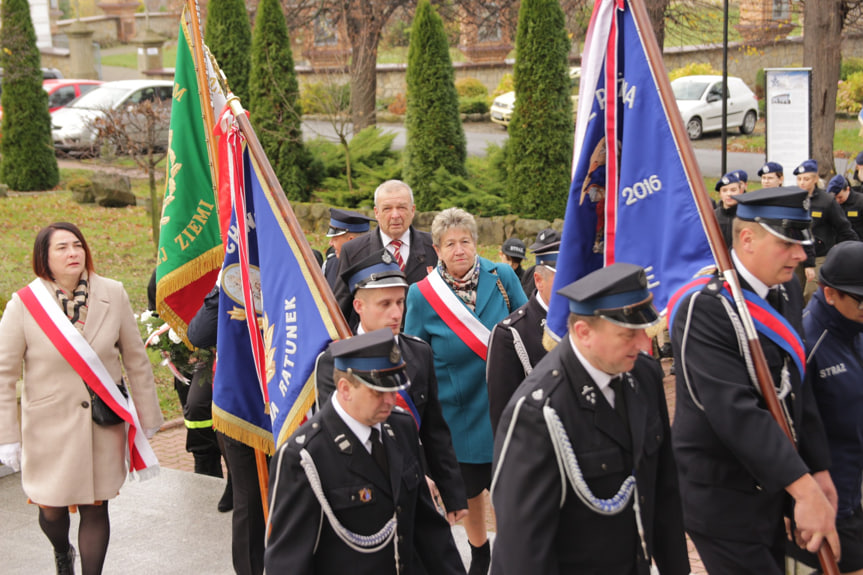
416;271;491;361
18;279;159;479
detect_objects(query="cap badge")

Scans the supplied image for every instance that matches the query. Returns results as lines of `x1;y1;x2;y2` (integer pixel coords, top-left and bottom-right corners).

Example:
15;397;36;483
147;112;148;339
381;251;393;264
539;232;546;241
389;344;401;364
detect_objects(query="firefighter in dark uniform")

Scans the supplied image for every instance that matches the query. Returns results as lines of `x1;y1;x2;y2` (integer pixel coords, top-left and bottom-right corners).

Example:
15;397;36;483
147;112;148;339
671;186;840;574
315;250;467;524
486;239;559;434
265;329;466;575
848;151;863;194
520;227;561;298
794;159;859;302
498;238;527;284
491;263;690;575
828;174;863;241
323;208;373;290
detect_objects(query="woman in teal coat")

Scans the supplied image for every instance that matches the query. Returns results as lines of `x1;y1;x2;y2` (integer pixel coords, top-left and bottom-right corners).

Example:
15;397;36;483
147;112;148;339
405;207;527;575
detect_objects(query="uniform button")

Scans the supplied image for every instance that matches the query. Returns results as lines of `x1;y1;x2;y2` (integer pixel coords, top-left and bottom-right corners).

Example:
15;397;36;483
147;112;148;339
656;434;661;442
398;535;404;543
351;495;356;501
601;463;607;471
640;495;645;504
552;370;560;377
790;392;796;401
755;484;763;491
396;506;402;514
81;401;89;408
312;422;319;429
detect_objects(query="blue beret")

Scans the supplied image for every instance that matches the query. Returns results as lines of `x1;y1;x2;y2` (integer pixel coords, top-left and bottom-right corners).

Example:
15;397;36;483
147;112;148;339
793;159;818;175
715;172;741;192
856;151;863;165
827;175;849;195
733;169;748;183
757;162;784;177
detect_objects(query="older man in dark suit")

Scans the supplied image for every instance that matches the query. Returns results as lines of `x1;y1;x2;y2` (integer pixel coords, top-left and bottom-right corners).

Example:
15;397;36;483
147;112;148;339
333;180;437;324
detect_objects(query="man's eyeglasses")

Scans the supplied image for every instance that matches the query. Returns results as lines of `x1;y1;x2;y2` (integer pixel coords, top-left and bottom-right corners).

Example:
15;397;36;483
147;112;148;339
840;290;863;310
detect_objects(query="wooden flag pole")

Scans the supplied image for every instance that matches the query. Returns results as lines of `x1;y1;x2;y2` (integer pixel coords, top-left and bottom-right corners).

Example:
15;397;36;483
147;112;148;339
627;0;839;572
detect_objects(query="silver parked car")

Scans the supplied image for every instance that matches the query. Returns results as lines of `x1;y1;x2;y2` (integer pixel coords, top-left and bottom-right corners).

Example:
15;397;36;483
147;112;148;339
51;79;173;153
671;75;759;140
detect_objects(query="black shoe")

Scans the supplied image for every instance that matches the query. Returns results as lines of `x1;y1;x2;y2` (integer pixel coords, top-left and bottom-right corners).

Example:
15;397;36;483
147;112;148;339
54;545;76;575
468;540;490;575
218;473;233;513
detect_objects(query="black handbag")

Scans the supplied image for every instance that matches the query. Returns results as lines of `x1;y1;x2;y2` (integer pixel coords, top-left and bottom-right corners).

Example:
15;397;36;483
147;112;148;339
88;380;129;426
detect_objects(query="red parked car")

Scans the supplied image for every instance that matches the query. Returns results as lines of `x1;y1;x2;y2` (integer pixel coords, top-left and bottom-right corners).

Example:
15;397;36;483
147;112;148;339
0;79;102;120
43;79;103;113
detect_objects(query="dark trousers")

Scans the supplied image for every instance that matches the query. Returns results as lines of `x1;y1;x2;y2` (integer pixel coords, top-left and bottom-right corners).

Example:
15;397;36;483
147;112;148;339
689;529;785;575
220;432;266;575
184;370;221;465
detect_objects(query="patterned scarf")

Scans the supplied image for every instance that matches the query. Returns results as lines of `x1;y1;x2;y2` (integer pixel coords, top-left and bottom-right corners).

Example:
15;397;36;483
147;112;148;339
51;271;89;334
438;256;480;311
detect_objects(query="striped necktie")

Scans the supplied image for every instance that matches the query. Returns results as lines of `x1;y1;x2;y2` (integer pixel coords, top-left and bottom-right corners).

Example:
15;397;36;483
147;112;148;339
390;239;405;271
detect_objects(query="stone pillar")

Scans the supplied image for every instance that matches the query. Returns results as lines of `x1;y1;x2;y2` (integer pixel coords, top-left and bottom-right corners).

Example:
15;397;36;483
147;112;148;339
66;21;99;80
736;0;794;44
97;1;140;43
135;27;165;73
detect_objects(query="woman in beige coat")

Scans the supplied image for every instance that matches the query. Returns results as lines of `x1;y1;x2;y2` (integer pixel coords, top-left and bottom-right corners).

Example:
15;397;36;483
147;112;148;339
0;222;163;575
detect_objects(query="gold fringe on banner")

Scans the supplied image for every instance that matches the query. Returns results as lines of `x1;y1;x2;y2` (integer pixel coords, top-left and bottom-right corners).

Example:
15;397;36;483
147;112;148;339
275;377;317;448
213;405;276;455
156;245;224;301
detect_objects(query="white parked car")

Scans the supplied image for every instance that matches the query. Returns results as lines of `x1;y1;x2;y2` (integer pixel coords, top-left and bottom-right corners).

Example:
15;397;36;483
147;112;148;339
51;79;174;153
671;75;759;140
490;67;581;128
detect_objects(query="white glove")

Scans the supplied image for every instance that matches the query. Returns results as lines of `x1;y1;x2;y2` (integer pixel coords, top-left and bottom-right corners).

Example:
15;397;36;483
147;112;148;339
0;442;21;472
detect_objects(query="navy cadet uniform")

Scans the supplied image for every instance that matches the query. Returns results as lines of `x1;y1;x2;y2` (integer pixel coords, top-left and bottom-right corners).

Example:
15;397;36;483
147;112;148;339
671;187;832;574
491;264;690;575
757;161;784;186
794;160;859;299
266;329;466;575
788;242;863;572
827;174;863;240
848;151;863;194
486;240;559;434
520;227;561;298
714;171;742;248
315;250;466;514
323;208;373;291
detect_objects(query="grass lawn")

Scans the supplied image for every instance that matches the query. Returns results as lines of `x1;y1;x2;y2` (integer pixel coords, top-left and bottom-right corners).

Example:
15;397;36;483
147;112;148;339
101;45;179;69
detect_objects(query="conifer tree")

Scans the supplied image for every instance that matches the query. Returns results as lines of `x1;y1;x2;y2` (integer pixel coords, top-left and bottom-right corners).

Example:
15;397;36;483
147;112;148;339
0;0;59;191
403;0;466;211
506;0;572;220
249;0;314;200
205;0;251;106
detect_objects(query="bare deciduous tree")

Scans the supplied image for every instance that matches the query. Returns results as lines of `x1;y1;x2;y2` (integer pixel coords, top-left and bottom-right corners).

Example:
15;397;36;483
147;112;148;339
91;99;171;246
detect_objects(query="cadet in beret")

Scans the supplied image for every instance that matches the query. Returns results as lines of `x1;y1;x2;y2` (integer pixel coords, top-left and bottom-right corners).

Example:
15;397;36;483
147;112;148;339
758;161;784;188
323;208;373;290
828;174;863;241
733;169;749;193
265;329;466;575
848;151;863;194
486;239;559;434
794;159;858;303
521;228;561;296
671;186;839;574
491;263;690;575
787;242;863;573
315;250;468;525
715;171;743;247
498;238;527;284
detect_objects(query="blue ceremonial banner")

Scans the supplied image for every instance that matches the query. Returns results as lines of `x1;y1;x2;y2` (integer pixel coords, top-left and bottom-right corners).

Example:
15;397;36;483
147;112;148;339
213;191;275;454
246;150;339;448
546;0;714;340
